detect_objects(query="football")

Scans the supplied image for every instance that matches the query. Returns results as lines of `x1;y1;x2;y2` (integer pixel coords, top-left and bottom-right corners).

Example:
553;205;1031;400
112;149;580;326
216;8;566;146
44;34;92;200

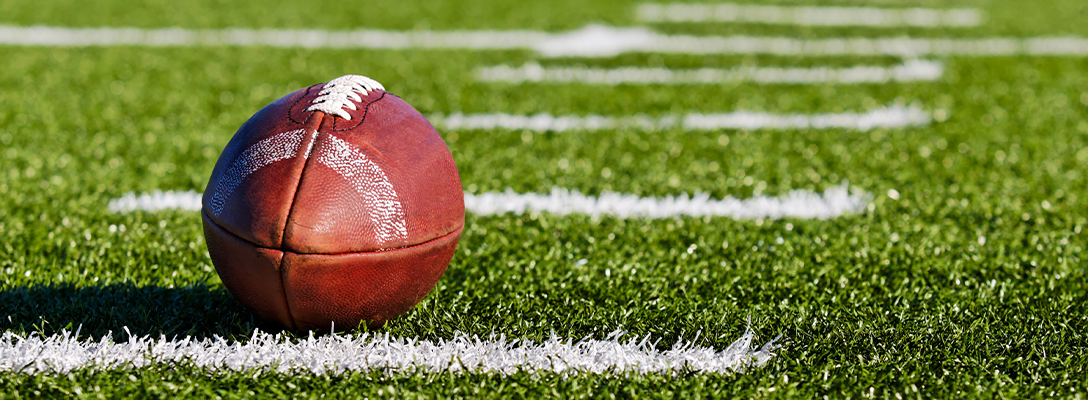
201;75;464;331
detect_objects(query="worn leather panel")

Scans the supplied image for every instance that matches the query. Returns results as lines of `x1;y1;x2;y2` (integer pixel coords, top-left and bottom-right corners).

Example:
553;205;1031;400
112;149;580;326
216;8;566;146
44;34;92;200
202;210;295;330
282;226;462;331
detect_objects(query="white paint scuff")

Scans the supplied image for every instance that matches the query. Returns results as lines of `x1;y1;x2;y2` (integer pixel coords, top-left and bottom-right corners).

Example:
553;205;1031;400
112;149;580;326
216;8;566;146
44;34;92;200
464;185;869;220
477;60;943;85
432;105;931;132
3;24;1088;58
207;129;307;216
314;133;408;246
0;327;780;375
109;185;870;220
636;3;983;28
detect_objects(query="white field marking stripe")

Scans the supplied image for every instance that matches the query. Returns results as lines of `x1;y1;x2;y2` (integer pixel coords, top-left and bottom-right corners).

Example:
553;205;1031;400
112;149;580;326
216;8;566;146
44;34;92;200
636;3;983;28
533;25;1088;58
109;190;204;212
464;185;869;219
477;60;943;85
1;327;780;375
0;25;547;48
108;185;870;220
431;105;931;132
3;24;1088;58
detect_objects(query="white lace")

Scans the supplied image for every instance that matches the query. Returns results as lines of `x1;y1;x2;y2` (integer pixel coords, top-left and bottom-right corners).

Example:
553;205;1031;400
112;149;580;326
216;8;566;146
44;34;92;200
306;75;385;120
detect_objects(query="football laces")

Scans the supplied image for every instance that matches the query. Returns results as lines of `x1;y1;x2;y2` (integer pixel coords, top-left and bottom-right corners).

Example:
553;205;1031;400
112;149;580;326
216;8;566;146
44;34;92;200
306;75;385;120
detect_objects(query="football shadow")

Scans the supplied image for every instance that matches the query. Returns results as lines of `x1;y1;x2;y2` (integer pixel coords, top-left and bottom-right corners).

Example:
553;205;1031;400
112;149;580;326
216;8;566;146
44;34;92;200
0;283;287;340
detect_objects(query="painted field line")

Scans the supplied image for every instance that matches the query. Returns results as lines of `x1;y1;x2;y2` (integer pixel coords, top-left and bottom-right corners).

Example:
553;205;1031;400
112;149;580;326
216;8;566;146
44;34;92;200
0;25;547;49
1;327;780;375
108;190;203;212
636;3;983;28
432;105;930;132
3;24;1088;58
465;185;868;219
534;25;1088;58
477;60;943;85
109;185;869;220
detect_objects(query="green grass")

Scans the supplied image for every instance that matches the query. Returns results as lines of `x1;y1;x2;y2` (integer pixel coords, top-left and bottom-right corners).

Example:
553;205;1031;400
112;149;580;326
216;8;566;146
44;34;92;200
1;0;1086;36
2;0;1088;398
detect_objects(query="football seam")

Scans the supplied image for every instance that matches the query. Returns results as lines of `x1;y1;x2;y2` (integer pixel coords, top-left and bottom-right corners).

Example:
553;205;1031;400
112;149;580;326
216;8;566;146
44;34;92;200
201;208;298;331
205;212;463;256
279;111;326;250
276;109;329;330
280;226;462;330
286;224;463;255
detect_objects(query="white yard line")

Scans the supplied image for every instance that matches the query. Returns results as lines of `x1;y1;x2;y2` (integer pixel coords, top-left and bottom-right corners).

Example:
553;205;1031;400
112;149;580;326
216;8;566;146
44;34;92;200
533;25;1088;58
432;105;931;132
464;185;869;220
0;25;548;49
2;24;1087;58
0;327;780;375
108;185;870;220
477;60;943;85
636;3;983;28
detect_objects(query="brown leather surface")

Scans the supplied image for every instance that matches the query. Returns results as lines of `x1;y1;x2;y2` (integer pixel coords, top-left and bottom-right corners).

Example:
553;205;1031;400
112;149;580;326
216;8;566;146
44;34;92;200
282;94;465;254
201;78;464;331
283;226;462;331
202;210;295;330
203;86;316;248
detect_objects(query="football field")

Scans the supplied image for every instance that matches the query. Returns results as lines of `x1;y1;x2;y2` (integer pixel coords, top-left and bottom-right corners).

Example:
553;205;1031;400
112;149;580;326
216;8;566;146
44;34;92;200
1;0;1087;397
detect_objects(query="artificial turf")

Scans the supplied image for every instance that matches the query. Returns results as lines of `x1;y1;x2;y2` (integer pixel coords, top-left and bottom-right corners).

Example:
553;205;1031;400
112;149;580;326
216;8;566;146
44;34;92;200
1;0;1088;398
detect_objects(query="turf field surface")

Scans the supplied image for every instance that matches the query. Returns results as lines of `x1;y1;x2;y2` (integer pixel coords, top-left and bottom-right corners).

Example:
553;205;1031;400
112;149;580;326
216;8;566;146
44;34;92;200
1;0;1087;398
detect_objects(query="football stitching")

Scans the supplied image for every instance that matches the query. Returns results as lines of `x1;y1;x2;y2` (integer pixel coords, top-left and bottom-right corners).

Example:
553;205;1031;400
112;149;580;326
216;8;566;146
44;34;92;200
306;75;385;120
287;85;319;125
289;80;387;130
332;92;386;131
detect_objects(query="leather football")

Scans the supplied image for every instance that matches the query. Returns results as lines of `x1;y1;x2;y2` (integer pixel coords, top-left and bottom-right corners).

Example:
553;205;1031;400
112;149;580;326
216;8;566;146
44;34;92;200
201;75;464;331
